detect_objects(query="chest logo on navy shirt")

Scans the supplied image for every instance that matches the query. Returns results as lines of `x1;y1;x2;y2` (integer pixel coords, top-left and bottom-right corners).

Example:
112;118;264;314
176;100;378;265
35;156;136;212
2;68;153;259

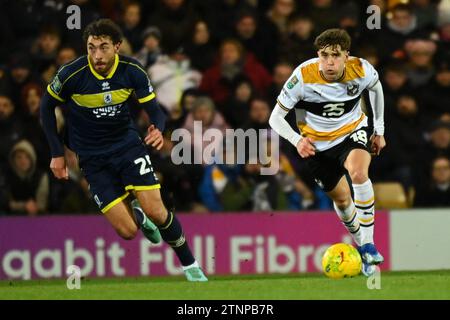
104;92;112;104
347;82;359;96
102;81;110;90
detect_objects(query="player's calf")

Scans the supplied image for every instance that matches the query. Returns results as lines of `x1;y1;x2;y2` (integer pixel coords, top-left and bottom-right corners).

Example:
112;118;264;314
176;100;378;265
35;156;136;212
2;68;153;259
131;199;161;244
115;224;139;240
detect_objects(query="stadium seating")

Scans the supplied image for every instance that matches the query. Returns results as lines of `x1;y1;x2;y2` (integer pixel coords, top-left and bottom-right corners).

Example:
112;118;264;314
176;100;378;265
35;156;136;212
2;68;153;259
373;182;408;209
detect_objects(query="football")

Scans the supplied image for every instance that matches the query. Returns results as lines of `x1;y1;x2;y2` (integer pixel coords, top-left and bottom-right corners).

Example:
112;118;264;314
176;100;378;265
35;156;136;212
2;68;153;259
322;243;362;279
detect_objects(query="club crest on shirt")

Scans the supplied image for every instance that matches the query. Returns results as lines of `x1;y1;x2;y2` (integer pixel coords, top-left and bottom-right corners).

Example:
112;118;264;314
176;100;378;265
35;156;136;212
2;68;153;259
104;92;112;104
287;76;299;89
347;82;359;96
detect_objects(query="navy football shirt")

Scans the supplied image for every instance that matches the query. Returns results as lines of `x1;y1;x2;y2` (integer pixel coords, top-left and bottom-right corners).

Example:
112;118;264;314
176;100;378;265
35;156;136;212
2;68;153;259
47;54;155;156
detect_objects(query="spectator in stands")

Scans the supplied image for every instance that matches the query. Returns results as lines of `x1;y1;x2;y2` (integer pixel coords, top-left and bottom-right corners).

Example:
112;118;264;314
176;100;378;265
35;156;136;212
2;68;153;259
184;20;216;72
7;53;36;107
418;57;450;120
200;39;272;105
221;77;254;129
414;120;450;188
40;46;78;84
150;133;204;212
233;10;279;70
243;97;272;130
404;38;437;88
165;88;201;133
20;83;50;170
134;26;163;69
268;61;294;105
437;0;450;27
338;1;363;46
437;21;450;54
277;151;332;210
356;46;380;69
198;140;248;212
306;0;340;33
411;0;439;30
376;4;427;60
278;15;316;68
244;130;291;212
5;140;49;216
147;0;199;54
381;63;414;118
182;96;229;165
266;0;296;36
0;95;25;169
119;1;144;53
31;26;61;76
148;46;202;113
414;155;450;207
371;95;425;191
56;47;78;67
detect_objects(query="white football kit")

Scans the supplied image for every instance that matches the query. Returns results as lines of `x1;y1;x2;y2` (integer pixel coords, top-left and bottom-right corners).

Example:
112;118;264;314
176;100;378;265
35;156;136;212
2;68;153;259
273;57;384;152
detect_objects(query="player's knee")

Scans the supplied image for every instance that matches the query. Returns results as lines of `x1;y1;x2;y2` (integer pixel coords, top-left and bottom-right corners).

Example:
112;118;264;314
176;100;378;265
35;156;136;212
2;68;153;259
349;170;368;184
334;197;352;209
116;225;138;240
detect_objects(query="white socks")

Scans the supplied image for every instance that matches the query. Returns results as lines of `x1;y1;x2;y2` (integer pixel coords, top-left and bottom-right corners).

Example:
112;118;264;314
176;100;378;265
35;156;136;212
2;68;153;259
353;179;375;245
334;201;362;246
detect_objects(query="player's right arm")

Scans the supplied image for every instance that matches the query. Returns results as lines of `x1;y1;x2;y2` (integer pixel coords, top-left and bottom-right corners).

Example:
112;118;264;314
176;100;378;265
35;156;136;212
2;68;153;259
40;68;70;180
268;68;316;158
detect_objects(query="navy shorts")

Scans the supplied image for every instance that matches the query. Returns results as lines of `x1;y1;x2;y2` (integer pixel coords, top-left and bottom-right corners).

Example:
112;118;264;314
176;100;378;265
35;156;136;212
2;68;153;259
78;142;160;213
304;126;372;192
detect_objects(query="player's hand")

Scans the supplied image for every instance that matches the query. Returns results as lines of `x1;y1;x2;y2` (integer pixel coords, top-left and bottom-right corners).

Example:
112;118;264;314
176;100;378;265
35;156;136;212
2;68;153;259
145;125;164;150
297;137;316;158
50;156;68;180
370;135;386;156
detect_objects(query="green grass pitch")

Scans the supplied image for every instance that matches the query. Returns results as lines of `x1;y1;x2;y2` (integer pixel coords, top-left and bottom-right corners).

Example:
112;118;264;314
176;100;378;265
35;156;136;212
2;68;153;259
1;270;449;300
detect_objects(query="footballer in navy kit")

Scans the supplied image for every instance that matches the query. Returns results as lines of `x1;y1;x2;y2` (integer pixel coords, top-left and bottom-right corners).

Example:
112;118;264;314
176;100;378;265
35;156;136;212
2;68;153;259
40;19;207;281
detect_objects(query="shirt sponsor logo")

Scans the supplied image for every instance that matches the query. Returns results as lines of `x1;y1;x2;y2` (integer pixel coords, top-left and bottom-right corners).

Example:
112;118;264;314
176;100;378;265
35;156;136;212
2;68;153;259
92;104;122;118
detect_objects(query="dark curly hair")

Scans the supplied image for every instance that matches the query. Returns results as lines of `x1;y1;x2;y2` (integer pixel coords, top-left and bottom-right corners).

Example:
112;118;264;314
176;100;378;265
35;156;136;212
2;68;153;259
83;19;123;44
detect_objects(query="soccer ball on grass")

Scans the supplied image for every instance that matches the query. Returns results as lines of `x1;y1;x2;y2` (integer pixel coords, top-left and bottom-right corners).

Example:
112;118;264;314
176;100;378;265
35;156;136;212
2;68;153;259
322;243;362;279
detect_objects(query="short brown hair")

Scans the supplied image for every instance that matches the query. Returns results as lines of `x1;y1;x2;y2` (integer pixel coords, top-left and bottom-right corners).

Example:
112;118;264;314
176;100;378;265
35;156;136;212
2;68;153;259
314;28;351;51
83;19;123;45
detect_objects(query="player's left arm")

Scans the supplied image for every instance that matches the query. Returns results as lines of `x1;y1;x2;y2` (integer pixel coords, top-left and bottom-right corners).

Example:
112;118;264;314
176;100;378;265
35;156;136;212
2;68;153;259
363;59;386;156
367;80;386;155
131;62;167;150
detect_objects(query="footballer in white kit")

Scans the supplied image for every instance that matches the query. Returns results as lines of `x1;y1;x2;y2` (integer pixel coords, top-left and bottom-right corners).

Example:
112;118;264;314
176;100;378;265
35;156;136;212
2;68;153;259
269;29;386;276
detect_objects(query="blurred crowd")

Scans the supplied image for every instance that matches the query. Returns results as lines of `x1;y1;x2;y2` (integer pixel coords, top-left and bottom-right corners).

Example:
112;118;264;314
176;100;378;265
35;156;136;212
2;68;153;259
0;0;449;216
